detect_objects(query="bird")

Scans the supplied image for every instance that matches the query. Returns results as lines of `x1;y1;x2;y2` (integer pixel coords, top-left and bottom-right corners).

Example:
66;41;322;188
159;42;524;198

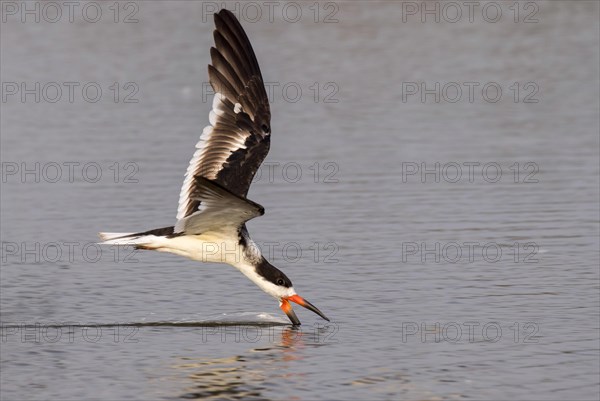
98;9;330;326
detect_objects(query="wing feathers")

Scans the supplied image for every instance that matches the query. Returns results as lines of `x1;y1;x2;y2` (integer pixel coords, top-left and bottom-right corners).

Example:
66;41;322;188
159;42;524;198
191;176;264;215
214;13;261;78
207;65;239;104
175;9;272;226
210;47;246;96
175;177;264;234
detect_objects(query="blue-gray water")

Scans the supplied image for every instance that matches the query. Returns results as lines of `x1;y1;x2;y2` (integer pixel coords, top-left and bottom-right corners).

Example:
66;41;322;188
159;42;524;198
1;1;599;400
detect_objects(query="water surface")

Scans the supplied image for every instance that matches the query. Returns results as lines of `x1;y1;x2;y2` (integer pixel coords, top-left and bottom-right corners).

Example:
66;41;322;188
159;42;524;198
1;1;599;400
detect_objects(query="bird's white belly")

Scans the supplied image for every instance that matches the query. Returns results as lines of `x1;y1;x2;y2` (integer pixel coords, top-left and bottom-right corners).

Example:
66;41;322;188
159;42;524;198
156;234;249;266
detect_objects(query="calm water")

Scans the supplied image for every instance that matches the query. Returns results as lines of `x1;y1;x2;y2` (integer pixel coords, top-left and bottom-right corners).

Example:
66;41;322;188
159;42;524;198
1;1;599;400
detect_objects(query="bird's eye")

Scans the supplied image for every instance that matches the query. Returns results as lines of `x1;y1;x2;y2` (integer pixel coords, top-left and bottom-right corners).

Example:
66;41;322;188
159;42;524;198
276;278;285;286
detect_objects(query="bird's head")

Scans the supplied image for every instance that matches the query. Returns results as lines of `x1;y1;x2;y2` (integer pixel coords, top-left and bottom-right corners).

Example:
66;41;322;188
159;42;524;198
254;258;330;325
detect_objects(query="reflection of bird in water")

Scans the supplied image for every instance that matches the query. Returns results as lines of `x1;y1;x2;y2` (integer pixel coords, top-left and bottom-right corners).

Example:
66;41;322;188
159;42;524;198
98;9;329;326
168;326;310;400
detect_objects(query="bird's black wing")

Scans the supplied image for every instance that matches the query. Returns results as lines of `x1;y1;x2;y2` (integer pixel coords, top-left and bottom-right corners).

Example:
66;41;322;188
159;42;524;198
176;9;271;228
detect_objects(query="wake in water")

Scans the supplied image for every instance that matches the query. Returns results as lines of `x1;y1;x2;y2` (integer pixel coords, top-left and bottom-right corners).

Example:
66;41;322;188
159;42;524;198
1;312;291;329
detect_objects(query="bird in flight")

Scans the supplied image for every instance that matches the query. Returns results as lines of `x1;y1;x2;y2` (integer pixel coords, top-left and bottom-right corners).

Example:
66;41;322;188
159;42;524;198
99;9;329;326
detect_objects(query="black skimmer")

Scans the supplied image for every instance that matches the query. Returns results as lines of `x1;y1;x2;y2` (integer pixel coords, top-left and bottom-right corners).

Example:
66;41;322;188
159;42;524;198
99;9;329;326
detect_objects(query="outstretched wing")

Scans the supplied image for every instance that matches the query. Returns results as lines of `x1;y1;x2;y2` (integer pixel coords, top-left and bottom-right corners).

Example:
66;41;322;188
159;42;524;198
176;9;271;226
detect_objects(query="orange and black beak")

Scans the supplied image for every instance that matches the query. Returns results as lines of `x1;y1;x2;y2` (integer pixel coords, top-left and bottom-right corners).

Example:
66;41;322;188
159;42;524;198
280;295;330;325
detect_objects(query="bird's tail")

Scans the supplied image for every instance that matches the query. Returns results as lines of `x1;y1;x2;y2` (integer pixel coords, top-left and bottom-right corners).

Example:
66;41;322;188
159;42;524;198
98;232;141;245
98;226;176;248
